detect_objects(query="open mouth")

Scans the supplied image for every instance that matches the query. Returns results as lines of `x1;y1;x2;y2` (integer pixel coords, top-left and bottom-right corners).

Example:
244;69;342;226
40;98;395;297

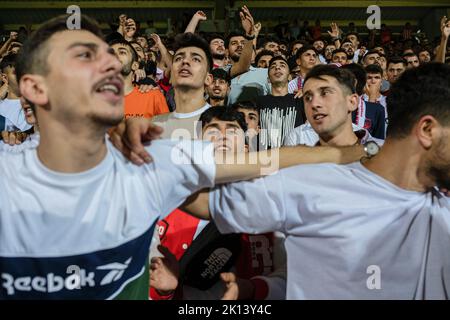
94;76;124;104
313;113;327;121
179;69;192;77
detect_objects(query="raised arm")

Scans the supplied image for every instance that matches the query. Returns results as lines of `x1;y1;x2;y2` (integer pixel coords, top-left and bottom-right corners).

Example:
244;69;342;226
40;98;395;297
0;32;18;57
435;16;450;63
184;11;207;33
327;22;341;49
150;33;172;74
229;6;255;78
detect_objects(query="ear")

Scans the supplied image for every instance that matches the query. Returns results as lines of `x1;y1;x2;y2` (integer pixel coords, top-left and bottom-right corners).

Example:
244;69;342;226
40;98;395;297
131;61;140;71
204;72;213;87
20;74;49;107
415;115;440;150
348;93;359;112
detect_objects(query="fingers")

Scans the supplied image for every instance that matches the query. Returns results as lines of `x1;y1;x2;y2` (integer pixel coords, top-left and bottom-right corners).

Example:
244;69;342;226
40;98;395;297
123;120;153;164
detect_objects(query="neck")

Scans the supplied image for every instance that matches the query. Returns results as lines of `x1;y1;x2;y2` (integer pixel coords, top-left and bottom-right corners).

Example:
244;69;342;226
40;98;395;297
271;83;288;96
362;138;431;192
299;67;309;78
213;58;225;67
209;98;225;107
36;118;108;173
319;121;358;147
124;73;135;95
174;87;207;113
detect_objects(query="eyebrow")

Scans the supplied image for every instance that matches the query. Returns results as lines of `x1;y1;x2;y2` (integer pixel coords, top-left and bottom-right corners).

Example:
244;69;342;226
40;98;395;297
67;42;99;52
174;51;204;60
204;122;241;130
304;86;335;95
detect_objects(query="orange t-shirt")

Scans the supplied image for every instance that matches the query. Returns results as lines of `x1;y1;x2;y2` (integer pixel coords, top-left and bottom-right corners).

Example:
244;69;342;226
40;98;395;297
124;87;169;119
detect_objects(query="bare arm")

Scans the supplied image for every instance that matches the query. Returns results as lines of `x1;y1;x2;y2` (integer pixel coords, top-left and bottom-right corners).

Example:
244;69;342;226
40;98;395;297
184;11;207;33
0;32;17;57
229;6;255;78
435;16;450;63
327;22;341;49
181;144;365;219
150;33;172;74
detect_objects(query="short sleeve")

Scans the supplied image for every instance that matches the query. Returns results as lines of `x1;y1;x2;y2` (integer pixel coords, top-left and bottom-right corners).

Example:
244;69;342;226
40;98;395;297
143;139;216;218
209;172;287;235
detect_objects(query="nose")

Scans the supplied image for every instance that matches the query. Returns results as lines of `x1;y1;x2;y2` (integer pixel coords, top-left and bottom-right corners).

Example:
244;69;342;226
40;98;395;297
101;47;122;74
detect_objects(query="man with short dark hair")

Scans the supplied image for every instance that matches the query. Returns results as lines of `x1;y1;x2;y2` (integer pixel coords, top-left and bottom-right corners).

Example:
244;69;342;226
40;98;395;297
418;48;431;64
287;45;318;94
206;68;230;107
403;52;420;69
256;56;305;149
110;39;169;119
342;63;386;139
362;50;381;67
254;49;275;68
386;57;407;85
181;62;450;300
331;48;349;66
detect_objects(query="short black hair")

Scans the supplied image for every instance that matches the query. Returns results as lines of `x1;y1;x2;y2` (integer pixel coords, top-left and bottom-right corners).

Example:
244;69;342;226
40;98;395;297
208;33;225;44
342;63;367;95
16;14;103;82
109;38;139;63
346;32;359;41
262;36;279;47
332;48;348;59
0;53;17;73
402;52;418;59
387;56;407;68
231;101;259;113
255;50;275;65
363;49;380;60
173;32;213;72
304;64;356;95
211;68;230;83
365;64;383;75
295;45;317;60
268;56;289;70
200;106;247;132
387;63;450;138
225;31;245;48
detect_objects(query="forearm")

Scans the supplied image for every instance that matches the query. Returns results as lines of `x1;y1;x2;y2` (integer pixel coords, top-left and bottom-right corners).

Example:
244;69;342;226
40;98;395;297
435;36;448;63
185;18;200;33
158;42;173;71
214;144;365;184
0;39;12;57
230;39;253;78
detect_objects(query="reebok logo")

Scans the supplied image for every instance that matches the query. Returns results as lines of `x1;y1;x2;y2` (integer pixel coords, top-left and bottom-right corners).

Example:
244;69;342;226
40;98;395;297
1;257;132;296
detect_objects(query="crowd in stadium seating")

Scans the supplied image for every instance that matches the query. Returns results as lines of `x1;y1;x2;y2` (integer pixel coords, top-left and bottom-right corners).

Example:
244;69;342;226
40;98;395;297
0;6;450;300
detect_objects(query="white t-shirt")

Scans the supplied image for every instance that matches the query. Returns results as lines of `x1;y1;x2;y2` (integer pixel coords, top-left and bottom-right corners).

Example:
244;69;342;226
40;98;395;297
284;122;383;147
0;99;32;131
0;132;40;153
0;139;215;299
210;162;450;299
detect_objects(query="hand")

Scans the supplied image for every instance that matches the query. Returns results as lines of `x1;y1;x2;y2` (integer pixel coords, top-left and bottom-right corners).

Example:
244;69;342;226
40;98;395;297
1;73;8;85
150;245;179;296
138;83;159;93
108;118;163;165
359;46;367;57
117;14;127;34
220;272;255;300
124;18;137;40
149;33;162;48
294;89;303;99
239;6;255;36
327;22;340;39
441;16;450;39
253;22;262;38
1;130;27;146
9;31;18;41
193;10;207;22
134;69;146;82
364;82;381;101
